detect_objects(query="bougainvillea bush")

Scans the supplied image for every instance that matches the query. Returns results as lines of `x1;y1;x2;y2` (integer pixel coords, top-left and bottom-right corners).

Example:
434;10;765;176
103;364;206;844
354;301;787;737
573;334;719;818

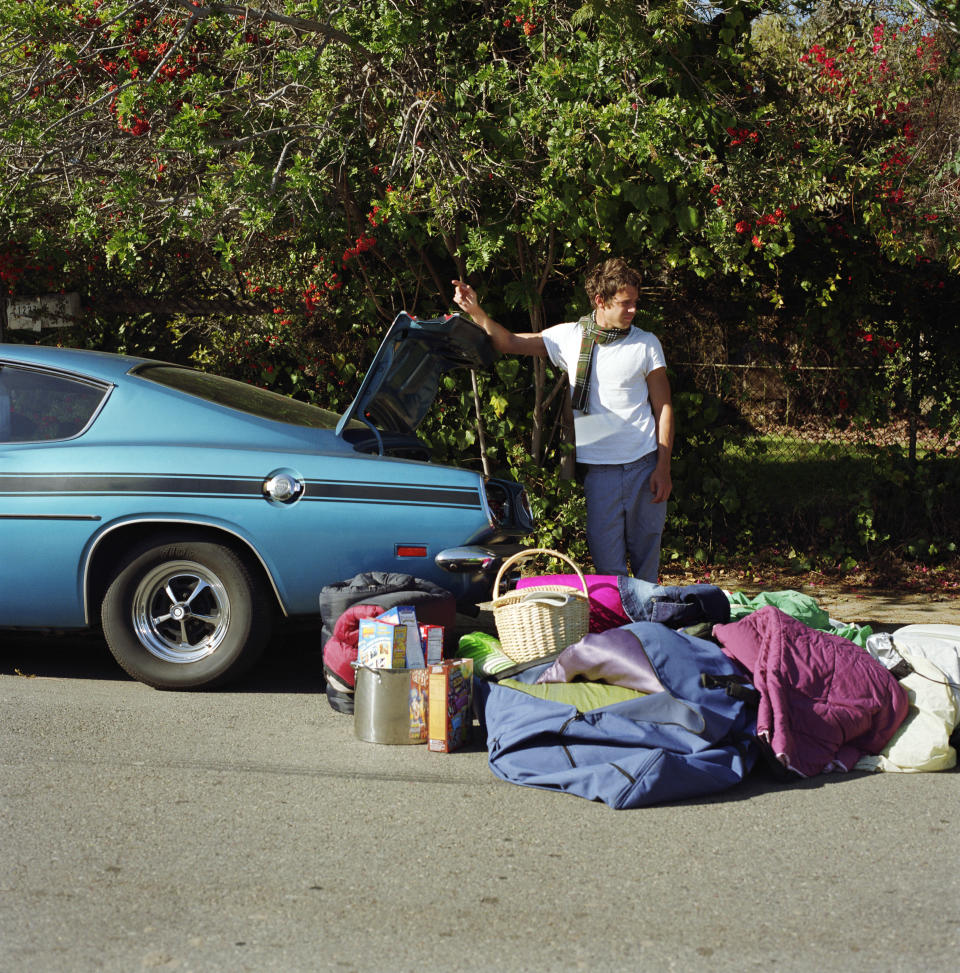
1;0;959;569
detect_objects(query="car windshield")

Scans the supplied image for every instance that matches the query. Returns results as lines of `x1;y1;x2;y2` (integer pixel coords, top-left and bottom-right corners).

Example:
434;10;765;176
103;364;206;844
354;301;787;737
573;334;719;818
133;363;360;430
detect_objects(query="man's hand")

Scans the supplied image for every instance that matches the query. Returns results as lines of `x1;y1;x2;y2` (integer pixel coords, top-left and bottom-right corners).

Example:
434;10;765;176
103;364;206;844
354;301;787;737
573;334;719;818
650;462;672;503
451;279;547;357
452;279;481;319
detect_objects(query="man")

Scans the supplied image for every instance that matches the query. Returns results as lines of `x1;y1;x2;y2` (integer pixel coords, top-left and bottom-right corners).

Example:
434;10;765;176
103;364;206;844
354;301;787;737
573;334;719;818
452;257;673;582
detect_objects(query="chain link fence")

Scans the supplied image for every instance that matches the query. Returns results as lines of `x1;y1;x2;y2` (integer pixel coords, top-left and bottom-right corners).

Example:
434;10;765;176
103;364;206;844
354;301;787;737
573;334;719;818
679;361;959;459
669;358;960;561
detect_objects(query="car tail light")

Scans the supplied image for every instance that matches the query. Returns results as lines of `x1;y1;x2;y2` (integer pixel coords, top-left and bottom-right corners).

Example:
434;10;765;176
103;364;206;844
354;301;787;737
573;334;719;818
396;544;428;557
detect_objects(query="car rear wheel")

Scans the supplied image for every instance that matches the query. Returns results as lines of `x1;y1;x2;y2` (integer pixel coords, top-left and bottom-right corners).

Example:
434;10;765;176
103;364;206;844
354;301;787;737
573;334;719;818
101;534;272;689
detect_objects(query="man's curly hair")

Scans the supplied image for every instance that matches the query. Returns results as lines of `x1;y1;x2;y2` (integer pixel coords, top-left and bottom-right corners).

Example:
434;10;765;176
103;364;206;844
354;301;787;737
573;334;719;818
584;257;641;305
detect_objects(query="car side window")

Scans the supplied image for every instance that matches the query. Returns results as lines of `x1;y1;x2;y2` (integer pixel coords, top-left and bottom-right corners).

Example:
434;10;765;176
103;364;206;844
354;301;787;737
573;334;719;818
0;364;109;443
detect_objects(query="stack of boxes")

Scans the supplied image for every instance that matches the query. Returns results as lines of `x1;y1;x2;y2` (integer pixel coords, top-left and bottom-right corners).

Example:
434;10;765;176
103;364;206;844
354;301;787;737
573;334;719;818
355;605;473;752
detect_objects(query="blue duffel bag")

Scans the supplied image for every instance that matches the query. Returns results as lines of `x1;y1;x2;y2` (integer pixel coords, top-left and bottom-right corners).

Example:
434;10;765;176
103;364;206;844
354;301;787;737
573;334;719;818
477;622;759;809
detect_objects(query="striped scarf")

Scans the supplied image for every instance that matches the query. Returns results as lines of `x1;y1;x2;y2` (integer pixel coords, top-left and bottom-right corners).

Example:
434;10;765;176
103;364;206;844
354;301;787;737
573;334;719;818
570;312;631;413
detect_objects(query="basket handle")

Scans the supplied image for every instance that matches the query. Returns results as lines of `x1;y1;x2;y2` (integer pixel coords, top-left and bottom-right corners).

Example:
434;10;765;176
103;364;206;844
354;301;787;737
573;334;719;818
492;547;587;601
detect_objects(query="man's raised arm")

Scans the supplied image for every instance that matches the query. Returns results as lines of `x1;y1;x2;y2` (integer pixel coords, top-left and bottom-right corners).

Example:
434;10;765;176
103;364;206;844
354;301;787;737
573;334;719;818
452;280;547;357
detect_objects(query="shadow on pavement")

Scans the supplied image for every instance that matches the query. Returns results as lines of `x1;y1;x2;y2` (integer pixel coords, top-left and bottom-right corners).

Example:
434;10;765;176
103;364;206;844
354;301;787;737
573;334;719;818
0;628;127;681
0;623;327;692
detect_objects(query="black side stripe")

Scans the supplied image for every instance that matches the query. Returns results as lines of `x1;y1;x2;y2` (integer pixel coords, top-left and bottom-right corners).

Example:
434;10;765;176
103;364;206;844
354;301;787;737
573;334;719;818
304;482;480;507
0;474;482;509
0;514;101;521
0;474;263;495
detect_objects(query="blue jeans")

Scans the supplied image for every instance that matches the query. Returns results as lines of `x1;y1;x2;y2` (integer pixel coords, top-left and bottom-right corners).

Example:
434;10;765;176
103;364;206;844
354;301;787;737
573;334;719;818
583;453;666;582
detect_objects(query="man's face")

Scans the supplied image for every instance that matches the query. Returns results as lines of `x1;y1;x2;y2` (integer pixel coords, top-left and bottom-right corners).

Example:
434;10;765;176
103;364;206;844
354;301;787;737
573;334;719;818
596;285;638;330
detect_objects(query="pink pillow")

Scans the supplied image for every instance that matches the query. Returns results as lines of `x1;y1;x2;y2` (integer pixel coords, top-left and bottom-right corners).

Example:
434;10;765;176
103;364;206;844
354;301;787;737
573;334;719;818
322;603;383;687
515;574;628;633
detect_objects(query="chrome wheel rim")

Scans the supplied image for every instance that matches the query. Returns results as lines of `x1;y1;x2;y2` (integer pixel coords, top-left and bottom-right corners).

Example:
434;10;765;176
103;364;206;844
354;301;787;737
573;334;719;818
131;560;231;664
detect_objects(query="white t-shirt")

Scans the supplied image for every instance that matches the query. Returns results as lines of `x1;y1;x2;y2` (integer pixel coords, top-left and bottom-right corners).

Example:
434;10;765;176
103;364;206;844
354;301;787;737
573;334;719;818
541;321;666;465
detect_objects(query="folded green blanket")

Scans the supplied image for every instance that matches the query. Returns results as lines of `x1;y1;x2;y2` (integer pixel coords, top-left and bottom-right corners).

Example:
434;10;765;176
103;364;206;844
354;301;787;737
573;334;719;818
727;589;872;647
458;631;516;676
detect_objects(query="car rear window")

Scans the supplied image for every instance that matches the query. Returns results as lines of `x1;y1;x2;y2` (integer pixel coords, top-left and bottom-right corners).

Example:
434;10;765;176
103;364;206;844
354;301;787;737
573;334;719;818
0;364;108;442
132;363;357;429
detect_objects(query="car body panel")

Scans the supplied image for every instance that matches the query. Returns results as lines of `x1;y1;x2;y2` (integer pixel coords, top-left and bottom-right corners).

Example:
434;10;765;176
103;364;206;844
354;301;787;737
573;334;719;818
0;434;500;628
0;329;531;639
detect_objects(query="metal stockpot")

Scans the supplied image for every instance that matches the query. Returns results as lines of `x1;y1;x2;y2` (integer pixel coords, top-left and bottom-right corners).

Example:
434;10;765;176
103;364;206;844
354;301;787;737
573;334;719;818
353;665;428;745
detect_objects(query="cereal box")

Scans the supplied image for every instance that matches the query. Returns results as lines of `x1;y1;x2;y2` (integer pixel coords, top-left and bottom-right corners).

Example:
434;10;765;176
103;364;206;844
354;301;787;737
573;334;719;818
375;605;424;667
357;618;407;669
427;658;474;753
408;667;431;742
419;624;445;665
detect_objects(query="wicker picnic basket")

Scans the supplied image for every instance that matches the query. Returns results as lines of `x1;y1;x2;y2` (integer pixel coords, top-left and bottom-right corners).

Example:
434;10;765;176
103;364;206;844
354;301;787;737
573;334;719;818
489;548;590;664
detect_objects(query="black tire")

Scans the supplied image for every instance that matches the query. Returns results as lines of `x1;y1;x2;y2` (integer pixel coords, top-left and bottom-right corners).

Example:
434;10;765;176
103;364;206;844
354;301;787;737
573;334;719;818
101;533;272;689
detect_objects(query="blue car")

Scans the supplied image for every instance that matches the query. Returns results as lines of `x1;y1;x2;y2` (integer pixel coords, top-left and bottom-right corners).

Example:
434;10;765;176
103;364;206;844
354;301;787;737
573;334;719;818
0;313;533;688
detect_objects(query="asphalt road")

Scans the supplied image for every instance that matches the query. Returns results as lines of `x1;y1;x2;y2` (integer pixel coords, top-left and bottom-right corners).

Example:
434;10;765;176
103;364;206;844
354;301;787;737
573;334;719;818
2;625;959;973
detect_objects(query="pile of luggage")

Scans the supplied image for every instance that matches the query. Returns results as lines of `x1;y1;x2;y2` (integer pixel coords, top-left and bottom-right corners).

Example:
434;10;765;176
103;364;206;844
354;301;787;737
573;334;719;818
318;563;960;809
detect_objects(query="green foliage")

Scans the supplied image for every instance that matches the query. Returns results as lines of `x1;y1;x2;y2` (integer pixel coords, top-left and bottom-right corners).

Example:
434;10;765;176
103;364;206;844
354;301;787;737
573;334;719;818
697;433;960;570
2;0;960;572
663;386;751;565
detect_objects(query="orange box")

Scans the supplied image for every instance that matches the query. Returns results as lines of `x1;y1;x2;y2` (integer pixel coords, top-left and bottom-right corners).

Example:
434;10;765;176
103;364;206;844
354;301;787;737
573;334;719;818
427;659;474;753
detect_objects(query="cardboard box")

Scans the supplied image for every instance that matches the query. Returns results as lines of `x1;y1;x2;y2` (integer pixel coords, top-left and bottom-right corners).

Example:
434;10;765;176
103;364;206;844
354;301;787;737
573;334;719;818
419;624;445;665
408;668;430;742
428;659;474;753
376;606;425;667
357;619;407;669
